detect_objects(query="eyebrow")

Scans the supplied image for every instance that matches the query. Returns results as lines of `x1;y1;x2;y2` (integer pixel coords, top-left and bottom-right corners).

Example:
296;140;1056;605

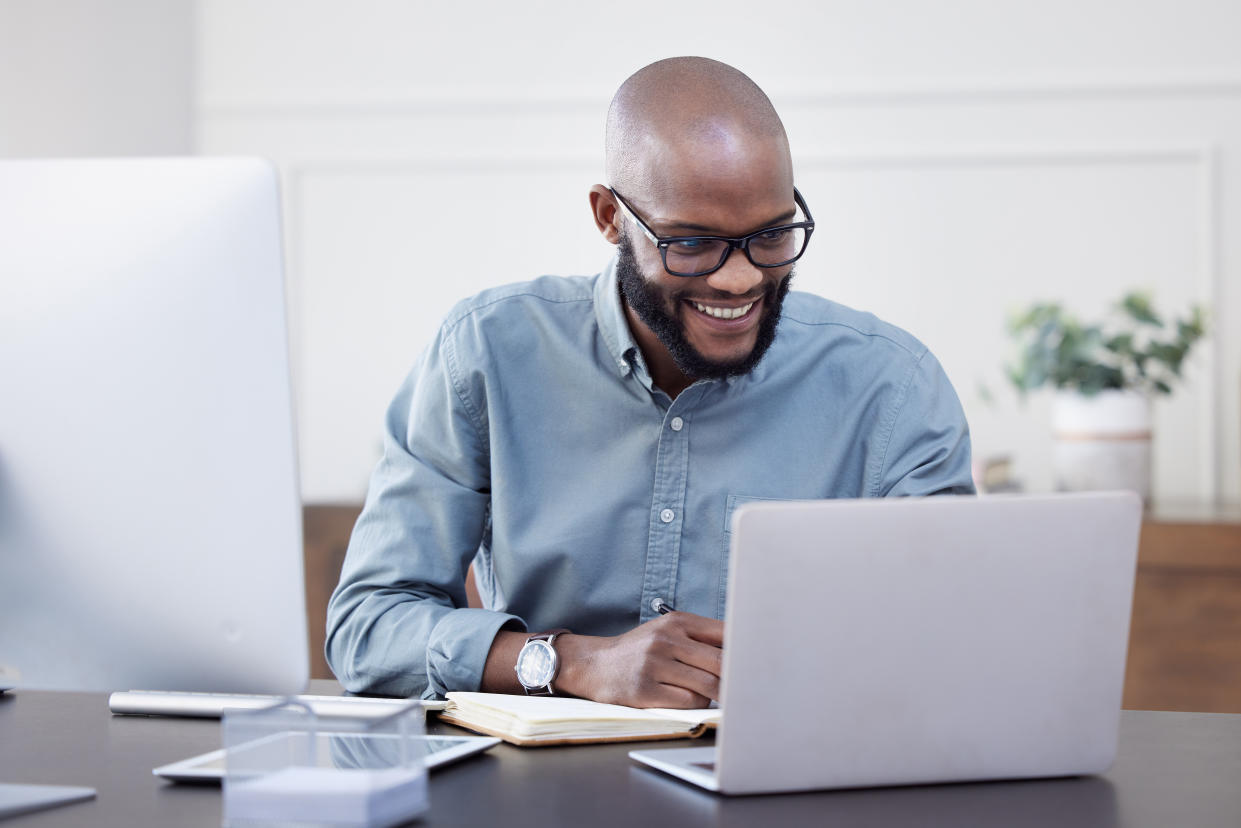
657;207;799;237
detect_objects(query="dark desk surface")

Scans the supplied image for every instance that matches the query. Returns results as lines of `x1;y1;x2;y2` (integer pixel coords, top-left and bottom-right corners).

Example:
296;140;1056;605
2;681;1239;827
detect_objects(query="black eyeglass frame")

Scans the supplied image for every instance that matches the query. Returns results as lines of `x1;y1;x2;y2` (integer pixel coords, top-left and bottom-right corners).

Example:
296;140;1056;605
609;186;815;278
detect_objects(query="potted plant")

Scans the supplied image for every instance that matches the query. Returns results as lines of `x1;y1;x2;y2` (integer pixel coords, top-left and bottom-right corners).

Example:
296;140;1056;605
1006;292;1206;502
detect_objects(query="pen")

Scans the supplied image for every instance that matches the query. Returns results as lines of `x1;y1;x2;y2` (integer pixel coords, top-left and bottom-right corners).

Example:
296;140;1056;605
653;598;674;615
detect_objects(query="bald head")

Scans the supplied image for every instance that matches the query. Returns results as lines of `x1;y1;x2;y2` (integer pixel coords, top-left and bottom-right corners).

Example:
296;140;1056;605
605;57;790;200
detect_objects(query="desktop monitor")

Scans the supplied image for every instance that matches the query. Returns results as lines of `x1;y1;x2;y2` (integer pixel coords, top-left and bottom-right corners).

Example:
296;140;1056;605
0;157;308;694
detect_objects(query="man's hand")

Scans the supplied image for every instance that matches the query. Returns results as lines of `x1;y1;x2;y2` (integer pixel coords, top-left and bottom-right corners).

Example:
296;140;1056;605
554;612;724;708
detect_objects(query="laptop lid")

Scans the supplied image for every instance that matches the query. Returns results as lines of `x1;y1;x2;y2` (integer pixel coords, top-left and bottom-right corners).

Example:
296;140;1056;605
713;492;1141;794
0;157;307;694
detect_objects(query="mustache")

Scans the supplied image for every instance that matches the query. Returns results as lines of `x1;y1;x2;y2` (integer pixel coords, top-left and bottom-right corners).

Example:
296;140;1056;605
671;274;787;305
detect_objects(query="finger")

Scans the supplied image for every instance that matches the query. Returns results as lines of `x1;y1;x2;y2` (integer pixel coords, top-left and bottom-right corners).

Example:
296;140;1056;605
666;612;725;647
651;659;720;705
650;684;711;709
667;636;723;679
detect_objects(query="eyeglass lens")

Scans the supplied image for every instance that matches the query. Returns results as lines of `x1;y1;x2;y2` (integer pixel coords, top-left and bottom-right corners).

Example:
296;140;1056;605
664;226;808;276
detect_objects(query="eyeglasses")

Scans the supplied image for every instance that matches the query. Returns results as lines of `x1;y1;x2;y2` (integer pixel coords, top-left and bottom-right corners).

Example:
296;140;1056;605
610;187;815;278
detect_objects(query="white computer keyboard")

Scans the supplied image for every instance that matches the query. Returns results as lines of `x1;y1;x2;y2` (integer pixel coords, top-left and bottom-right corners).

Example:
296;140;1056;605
108;689;446;719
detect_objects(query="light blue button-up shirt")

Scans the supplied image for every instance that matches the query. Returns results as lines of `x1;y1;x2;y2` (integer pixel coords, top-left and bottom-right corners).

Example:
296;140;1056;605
326;257;974;698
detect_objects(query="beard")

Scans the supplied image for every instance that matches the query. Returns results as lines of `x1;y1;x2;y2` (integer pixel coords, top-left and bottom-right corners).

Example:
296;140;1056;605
615;233;792;382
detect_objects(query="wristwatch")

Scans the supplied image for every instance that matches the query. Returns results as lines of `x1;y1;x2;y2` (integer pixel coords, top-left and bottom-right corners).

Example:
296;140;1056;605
514;629;570;696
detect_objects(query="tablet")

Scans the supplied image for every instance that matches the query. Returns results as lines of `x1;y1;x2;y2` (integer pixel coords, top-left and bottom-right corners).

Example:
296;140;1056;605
0;784;96;819
154;732;500;783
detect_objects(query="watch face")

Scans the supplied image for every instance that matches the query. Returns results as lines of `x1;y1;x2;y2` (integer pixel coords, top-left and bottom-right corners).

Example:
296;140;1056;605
516;639;556;688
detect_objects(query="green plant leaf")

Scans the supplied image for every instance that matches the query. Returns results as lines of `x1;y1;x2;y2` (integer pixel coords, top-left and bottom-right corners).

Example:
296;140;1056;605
1105;332;1135;356
1121;292;1162;326
1004;292;1206;396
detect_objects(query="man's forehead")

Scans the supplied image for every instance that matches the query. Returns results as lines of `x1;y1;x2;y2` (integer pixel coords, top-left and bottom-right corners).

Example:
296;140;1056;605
634;183;797;239
659;125;786;166
623;129;794;231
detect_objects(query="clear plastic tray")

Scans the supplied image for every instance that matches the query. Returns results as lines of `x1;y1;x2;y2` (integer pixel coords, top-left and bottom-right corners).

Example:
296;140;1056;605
222;699;428;827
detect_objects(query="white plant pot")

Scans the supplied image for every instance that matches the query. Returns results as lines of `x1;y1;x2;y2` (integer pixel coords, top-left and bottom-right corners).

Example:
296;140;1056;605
1052;389;1151;502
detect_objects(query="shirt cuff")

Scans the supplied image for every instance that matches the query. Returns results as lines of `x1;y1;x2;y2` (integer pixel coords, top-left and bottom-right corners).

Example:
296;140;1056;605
425;607;526;699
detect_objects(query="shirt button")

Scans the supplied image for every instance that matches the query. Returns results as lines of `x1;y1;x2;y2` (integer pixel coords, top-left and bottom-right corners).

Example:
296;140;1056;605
670;417;684;432
660;509;675;523
618;360;631;375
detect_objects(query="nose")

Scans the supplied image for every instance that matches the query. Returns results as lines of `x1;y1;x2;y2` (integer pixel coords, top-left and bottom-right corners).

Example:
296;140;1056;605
704;247;763;295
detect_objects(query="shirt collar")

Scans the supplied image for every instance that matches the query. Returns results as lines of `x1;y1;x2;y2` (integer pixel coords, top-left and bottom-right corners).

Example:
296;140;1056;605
594;255;643;381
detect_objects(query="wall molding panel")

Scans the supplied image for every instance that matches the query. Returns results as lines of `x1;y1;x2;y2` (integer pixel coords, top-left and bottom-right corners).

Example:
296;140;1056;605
201;68;1241;504
202;75;1241;119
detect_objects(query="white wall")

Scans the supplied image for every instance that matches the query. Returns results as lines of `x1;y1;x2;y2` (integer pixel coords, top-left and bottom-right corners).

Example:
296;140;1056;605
194;0;1241;505
0;0;193;157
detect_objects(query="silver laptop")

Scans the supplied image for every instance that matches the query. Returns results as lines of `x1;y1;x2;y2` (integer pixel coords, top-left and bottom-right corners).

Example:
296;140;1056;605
0;157;307;696
631;492;1141;795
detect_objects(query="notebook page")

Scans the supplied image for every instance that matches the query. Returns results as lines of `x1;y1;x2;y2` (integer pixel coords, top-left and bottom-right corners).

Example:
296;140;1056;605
446;692;715;725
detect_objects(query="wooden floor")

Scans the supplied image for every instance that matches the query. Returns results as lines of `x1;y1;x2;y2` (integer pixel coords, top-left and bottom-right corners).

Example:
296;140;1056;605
302;504;1241;713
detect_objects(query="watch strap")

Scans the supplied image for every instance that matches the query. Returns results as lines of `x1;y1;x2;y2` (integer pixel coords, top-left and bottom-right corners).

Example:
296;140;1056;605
528;629;570;645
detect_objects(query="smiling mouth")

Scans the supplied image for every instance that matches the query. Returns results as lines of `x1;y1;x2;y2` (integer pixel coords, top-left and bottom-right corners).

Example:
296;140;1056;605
689;300;756;320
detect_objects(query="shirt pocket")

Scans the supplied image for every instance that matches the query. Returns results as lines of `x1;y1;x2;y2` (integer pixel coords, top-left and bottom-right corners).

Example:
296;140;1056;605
718;494;812;618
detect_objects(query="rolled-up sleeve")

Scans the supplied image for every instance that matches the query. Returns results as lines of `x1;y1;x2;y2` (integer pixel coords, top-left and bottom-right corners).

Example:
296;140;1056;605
325;321;525;699
873;349;975;497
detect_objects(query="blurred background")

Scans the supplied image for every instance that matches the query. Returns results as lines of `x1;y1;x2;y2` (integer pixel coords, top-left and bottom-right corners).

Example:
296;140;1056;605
4;0;1240;706
3;0;1238;508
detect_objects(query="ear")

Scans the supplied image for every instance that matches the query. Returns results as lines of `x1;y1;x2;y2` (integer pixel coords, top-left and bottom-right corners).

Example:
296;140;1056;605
588;184;621;245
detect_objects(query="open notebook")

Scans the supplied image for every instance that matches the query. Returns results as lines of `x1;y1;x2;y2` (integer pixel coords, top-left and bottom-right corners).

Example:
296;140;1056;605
438;692;720;746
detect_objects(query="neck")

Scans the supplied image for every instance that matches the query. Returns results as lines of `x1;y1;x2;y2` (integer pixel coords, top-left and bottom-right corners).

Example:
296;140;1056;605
623;303;693;398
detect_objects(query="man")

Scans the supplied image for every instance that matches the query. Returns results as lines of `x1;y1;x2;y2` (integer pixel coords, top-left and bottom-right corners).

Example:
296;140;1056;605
326;57;974;706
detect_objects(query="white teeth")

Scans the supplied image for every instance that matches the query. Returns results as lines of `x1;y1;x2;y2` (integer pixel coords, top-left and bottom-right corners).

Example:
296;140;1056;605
692;301;754;320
